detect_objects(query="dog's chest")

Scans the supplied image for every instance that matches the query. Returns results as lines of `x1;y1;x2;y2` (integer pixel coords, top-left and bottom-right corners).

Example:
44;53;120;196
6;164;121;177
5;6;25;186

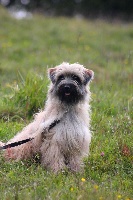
53;112;88;150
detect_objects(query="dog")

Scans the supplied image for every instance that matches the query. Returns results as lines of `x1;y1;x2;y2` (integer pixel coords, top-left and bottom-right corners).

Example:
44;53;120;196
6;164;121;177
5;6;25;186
0;62;94;173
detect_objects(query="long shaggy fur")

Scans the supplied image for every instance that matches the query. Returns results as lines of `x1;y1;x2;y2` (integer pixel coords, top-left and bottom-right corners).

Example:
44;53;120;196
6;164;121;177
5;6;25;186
0;62;94;173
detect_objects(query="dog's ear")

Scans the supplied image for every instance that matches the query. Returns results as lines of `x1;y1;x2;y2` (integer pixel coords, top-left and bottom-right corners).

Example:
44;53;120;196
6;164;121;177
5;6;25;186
48;68;57;84
84;69;94;85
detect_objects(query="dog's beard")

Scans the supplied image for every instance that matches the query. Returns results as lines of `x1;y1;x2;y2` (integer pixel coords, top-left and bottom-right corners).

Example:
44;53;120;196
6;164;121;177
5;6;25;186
55;81;85;104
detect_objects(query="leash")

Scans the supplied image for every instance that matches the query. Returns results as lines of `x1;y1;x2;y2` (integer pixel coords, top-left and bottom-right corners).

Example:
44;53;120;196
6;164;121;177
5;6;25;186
0;138;33;150
0;119;60;150
48;119;60;131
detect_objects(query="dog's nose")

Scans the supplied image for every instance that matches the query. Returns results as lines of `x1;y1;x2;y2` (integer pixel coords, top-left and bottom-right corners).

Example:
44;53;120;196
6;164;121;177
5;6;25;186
64;85;71;93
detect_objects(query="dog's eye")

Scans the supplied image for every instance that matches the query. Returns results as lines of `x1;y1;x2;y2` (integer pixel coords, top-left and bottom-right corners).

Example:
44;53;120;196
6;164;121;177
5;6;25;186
58;75;65;81
71;75;81;83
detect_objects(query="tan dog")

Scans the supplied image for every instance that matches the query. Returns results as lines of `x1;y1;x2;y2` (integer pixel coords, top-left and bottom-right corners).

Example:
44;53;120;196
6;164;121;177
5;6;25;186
0;62;94;173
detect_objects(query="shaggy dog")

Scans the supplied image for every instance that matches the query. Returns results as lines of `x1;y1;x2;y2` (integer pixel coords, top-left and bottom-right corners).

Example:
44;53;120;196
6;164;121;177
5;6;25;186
0;62;94;173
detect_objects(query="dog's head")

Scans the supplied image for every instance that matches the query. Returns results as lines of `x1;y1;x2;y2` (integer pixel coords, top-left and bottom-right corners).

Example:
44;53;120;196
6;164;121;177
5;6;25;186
48;62;94;105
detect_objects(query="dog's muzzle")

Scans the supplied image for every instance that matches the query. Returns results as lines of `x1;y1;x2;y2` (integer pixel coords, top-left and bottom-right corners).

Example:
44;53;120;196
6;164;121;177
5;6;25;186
59;83;77;95
62;84;74;96
56;81;83;104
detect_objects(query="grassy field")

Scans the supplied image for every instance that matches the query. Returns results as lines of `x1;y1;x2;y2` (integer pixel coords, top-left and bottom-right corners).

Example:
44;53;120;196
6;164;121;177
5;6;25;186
0;6;133;200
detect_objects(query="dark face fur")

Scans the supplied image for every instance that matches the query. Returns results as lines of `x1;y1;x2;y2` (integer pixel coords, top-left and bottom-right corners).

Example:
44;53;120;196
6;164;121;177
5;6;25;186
55;73;86;104
49;67;93;105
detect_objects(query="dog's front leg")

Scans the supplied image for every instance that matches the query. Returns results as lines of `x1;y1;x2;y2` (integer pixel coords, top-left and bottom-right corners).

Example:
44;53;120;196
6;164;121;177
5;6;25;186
36;122;66;173
68;153;84;172
40;141;65;173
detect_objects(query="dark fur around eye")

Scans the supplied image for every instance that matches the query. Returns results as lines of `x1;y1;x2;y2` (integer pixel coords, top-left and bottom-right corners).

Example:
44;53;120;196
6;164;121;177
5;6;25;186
57;75;65;82
71;75;81;84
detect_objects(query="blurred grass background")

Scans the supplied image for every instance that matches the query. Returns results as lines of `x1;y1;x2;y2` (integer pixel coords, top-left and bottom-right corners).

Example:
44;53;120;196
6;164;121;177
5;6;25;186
0;6;133;200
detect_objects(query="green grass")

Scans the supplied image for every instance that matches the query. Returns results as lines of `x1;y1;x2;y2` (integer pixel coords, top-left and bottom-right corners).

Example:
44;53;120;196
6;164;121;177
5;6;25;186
0;6;133;200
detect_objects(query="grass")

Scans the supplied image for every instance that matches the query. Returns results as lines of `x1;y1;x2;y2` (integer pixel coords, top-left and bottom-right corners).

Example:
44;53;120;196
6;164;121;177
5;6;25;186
0;6;133;200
